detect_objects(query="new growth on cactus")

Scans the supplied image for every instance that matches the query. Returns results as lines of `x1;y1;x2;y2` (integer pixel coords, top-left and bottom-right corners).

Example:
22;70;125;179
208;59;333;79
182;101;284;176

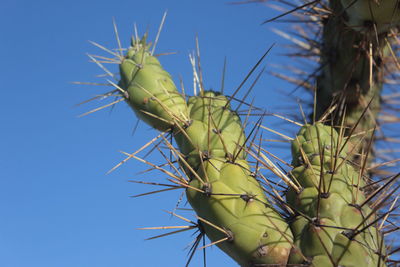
78;1;400;266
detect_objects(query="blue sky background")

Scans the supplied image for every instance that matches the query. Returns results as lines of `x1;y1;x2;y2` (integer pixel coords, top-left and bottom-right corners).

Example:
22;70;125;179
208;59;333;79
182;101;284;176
2;1;398;267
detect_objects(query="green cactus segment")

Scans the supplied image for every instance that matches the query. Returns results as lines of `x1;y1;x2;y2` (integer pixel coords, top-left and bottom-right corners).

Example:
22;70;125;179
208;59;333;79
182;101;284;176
287;123;385;266
119;36;188;131
340;0;400;33
117;38;293;265
175;91;246;167
314;1;392;165
186;159;292;266
181;92;293;266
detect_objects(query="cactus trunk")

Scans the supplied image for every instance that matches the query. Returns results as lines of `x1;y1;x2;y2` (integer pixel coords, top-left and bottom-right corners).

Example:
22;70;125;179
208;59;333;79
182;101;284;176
315;0;398;165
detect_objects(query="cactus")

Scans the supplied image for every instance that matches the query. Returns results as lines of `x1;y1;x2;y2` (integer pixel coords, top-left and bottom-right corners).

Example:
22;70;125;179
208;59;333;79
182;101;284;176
287;123;386;266
79;1;400;266
119;37;293;266
119;35;189;131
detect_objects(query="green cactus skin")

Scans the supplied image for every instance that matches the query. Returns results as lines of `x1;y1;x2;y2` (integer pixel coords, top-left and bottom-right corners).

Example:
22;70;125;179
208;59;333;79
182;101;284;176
287;123;386;266
340;0;400;33
182;92;293;266
119;36;188;131
118;39;293;266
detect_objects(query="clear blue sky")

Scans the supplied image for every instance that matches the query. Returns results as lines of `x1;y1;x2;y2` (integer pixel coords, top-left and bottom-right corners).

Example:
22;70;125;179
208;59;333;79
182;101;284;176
2;1;397;267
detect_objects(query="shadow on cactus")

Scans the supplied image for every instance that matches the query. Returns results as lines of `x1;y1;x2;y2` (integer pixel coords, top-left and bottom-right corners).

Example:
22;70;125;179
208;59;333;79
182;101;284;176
77;6;400;266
